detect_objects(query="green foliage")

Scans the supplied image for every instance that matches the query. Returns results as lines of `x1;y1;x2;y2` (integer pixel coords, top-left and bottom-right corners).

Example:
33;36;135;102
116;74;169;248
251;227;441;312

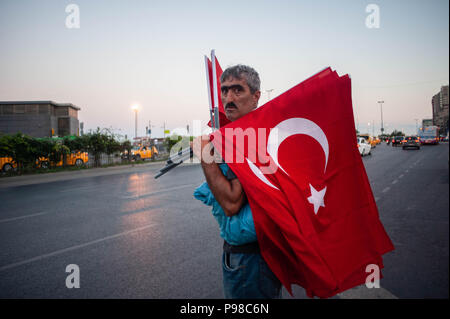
0;134;15;158
82;128;123;167
164;134;193;154
49;142;70;168
63;135;87;153
390;130;405;137
0;128;127;173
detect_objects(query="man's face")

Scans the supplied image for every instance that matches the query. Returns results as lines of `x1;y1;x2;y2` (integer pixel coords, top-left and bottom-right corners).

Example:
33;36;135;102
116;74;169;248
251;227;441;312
220;76;261;122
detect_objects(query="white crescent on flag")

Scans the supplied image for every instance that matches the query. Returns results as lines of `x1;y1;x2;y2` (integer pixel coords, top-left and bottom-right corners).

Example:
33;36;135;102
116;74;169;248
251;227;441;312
246;117;330;214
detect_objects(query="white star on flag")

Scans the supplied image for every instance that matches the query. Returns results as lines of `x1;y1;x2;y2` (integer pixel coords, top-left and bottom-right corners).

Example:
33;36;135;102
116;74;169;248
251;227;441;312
307;184;327;215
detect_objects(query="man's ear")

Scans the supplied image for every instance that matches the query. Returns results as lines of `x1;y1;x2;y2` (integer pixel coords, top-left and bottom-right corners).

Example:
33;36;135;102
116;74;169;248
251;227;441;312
253;90;261;105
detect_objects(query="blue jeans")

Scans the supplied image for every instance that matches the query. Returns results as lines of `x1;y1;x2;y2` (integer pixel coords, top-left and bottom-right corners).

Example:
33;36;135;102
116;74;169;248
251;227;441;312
222;251;282;299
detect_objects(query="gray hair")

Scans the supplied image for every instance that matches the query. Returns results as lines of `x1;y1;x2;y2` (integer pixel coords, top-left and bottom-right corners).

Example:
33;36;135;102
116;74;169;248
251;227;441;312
220;64;260;94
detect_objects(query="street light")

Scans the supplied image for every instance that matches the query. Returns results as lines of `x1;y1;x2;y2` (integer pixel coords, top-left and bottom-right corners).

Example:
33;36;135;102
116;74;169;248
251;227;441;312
378;100;384;135
131;105;139;139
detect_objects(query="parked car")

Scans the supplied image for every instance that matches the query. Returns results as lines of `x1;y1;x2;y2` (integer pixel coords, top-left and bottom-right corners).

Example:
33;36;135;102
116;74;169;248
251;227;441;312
357;137;371;156
391;136;403;147
402;136;420;150
0;157;16;172
1;152;88;172
38;152;88;168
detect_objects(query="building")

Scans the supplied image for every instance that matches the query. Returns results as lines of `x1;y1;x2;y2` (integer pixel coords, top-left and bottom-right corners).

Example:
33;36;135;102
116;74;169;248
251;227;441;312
0;101;80;138
422;119;433;128
431;85;449;135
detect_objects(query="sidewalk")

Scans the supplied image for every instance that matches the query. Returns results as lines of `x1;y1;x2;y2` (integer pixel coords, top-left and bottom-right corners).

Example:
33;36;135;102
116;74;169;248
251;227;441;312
0;161;200;188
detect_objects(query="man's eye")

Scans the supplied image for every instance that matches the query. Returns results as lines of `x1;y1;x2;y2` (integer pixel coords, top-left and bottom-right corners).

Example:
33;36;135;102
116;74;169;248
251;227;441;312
221;88;228;94
233;87;241;94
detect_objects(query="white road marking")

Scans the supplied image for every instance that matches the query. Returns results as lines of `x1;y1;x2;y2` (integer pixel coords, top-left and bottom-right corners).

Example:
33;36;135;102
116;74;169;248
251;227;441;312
0;212;49;224
399;174;404;179
405;170;409;173
338;284;398;299
0;224;155;272
122;183;198;199
392;180;398;185
382;187;391;193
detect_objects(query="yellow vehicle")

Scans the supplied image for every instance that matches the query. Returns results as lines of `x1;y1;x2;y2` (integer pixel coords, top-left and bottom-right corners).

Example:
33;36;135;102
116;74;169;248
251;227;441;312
358;134;377;148
0;157;17;172
130;145;158;161
38;152;89;168
1;152;88;172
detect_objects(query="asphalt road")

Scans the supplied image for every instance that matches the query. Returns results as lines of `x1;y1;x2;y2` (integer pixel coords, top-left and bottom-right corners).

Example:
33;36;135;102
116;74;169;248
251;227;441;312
0;143;448;299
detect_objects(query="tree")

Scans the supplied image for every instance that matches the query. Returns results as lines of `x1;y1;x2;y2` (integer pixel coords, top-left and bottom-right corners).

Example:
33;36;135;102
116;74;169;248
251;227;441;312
83;128;121;167
390;130;405;137
49;142;70;168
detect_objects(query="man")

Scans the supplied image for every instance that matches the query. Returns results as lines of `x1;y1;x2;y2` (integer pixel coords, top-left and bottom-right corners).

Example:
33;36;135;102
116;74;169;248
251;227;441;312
192;65;282;299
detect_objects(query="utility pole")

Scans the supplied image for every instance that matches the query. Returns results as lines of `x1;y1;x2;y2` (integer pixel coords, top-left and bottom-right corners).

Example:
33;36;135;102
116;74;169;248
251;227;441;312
378;101;384;135
414;119;419;135
132;105;139;139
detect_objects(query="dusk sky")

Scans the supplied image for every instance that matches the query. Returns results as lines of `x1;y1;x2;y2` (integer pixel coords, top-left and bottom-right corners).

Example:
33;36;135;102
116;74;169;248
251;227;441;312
0;0;448;138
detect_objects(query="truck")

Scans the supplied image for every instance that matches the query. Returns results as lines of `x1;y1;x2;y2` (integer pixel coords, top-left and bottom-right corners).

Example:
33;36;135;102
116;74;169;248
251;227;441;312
418;126;439;145
129;145;158;161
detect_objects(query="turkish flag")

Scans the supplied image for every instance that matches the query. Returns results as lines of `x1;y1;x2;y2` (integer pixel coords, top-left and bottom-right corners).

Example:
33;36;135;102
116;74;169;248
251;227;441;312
210;68;394;298
205;56;231;128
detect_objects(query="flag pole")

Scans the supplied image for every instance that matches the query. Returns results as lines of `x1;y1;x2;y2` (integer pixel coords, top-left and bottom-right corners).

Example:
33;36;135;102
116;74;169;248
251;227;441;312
155;51;219;179
204;55;215;129
211;49;220;130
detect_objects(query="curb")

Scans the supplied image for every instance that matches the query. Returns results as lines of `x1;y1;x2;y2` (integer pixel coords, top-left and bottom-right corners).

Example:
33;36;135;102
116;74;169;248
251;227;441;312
0;161;200;188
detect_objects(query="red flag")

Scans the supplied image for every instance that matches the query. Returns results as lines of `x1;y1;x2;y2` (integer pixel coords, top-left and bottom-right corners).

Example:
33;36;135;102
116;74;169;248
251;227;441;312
210;68;394;298
205;55;231;128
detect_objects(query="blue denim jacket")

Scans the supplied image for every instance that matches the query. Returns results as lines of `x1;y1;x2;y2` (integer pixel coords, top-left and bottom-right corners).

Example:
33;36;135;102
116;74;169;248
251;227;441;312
193;163;257;246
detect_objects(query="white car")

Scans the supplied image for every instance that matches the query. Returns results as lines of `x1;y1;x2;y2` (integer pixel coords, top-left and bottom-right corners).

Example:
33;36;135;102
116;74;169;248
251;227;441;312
357;137;371;156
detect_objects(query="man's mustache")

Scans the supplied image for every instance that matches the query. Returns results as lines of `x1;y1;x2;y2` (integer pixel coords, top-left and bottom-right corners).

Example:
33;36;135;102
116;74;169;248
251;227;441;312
225;103;237;109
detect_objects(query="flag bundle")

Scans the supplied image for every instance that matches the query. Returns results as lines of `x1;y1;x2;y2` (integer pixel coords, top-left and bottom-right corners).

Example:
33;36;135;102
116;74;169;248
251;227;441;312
210;67;394;298
204;50;231;129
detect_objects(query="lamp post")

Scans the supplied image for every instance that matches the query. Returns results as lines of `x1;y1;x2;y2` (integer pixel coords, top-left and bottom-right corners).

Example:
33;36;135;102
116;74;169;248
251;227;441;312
378;100;384;136
132;105;139;139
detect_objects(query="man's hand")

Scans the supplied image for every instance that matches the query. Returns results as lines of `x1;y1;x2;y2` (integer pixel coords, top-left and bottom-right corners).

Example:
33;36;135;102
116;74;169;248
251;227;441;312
191;135;214;163
191;135;245;216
